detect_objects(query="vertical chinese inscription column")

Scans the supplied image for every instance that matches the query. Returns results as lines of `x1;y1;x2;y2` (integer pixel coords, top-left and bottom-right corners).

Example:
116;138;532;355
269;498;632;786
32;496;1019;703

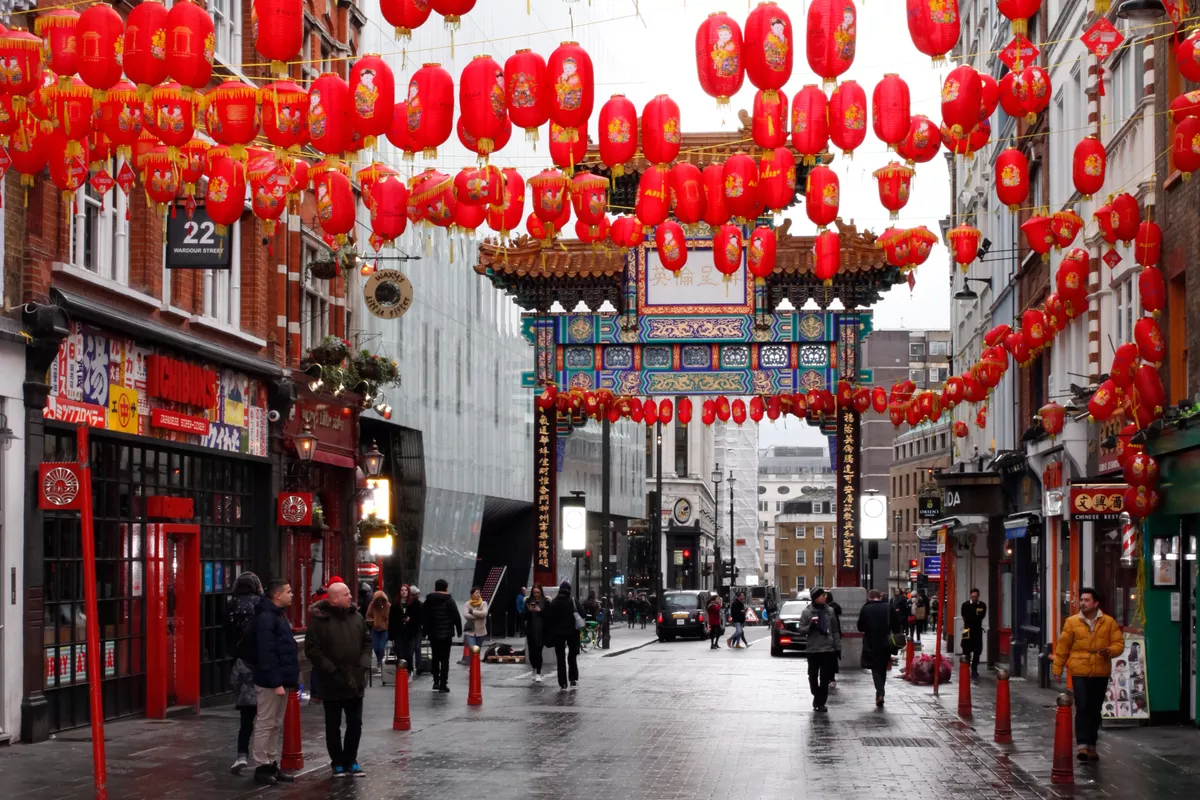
837;407;860;587
534;401;558;588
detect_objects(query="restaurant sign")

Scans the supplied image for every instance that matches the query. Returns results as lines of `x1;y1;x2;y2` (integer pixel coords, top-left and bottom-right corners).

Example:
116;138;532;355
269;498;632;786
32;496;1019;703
1069;484;1126;520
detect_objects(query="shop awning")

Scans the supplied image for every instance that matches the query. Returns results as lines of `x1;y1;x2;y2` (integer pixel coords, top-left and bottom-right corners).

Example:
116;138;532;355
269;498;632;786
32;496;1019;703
313;450;356;470
51;288;286;381
1004;512;1040;539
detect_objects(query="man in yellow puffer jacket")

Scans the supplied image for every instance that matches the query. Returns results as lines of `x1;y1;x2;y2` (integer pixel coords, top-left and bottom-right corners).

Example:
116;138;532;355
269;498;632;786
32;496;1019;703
1051;587;1125;762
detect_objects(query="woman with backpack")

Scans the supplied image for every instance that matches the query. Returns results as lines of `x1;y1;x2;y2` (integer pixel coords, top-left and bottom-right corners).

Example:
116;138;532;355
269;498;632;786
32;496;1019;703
224;572;263;775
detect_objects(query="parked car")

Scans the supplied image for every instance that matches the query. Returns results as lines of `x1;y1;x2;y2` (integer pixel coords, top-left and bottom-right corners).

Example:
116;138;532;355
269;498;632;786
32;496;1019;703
656;590;712;641
770;600;811;657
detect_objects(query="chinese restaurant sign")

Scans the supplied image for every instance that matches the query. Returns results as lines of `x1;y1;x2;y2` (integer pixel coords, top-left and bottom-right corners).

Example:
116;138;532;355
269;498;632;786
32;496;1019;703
1069;484;1125;520
45;321;269;457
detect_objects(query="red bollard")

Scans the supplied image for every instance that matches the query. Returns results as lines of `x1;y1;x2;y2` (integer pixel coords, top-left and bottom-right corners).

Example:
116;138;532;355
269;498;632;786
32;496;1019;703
904;637;915;681
957;657;973;718
1051;692;1075;785
281;689;304;770
994;668;1012;743
467;645;483;706
393;660;411;731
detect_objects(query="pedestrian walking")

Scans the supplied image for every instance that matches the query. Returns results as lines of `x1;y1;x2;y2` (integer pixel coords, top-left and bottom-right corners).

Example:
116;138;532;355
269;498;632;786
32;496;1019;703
251;579;299;786
524;585;547;683
728;592;750;648
1051;587;1125;762
960;588;987;679
639;593;650;629
706;594;723;649
827;591;843;687
546;580;582;690
422;579;463;693
583;590;601;620
462;586;489;662
802;588;842;712
626;592;636;627
915;591;929;641
389;585;423;677
858;589;904;707
516;587;527;637
224;571;262;775
364;589;391;673
305;581;371;779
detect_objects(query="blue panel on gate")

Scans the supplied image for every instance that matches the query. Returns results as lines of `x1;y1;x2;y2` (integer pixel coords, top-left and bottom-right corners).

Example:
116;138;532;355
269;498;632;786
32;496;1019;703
923;556;942;578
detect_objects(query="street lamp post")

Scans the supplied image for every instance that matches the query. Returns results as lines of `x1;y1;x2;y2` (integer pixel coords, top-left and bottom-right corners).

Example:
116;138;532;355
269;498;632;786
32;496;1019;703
711;464;722;594
893;511;903;594
727;472;737;594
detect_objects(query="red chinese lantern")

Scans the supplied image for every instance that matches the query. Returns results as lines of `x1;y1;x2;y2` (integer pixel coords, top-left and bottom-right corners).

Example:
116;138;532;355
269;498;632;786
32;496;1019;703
872;74;911;149
984;324;1011;347
311;165;354;243
254;0;304;76
1171;90;1200;122
609;215;646;251
351;55;396;150
248;150;291;234
0;28;42;108
880;228;911;268
1135;317;1165;365
791;392;809;419
35;9;81;85
76;4;124;99
1140;266;1165;314
571;172;608;226
598;94;637;176
308;73;353;163
889;406;906;427
1124;486;1160;518
135;145;176;207
546;122;586;172
872;161;914;219
730;398;747;426
386;101;417;156
97;81;141;160
46;131;90;204
998;72;1025;118
656;221;687;272
790;85;829;165
642;94;681;166
805;165;839;228
658;398;675;425
979;72;1000;120
701;164;731;227
713;224;743;280
357;161;395;212
758;147;795;214
1110;343;1140;391
909;227;938;267
1135;220;1162;269
814;229;840;285
897;114;940;165
504;49;548;143
1087;379;1120;421
747;226;776;280
407;63;454;158
946;224;981;272
696;12;744;107
1043;294;1067;337
147;81;196;154
1096;201;1118;244
486;168;525;236
752;89;789;154
545;41;593;131
828;80;867;157
262;81;308;153
1111;193;1140;243
765;395;782;421
905;0;960;63
1134;364;1166;418
381;0;432;39
994;148;1028;210
45;77;93;151
1056;248;1089;318
949;419;967;439
722;153;760;222
1171;116;1200;176
1124;452;1160;489
670;162;705;224
866;386;885;413
454;165;499;207
744;396;763;424
574;217;609;245
1177;30;1200;83
178;138;208;198
529;168;570;229
702;400;717;426
1016;64;1051;123
1052;209;1084;249
457;113;511;157
636;165;670;227
941;64;981;138
454;198;488;233
287;158;309;206
806;0;857;89
678;397;693;425
204;81;260;161
1022;307;1048;352
203;154;246;236
1021;214;1055;261
429;0;476;29
997;0;1041;36
166;0;215;95
1072;135;1106;199
744;2;793;97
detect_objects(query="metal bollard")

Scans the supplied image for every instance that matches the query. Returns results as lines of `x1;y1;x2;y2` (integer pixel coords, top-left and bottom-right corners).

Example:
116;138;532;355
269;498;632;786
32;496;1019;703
1051;692;1075;785
994;668;1012;743
393;660;411;731
281;689;304;770
957;656;973;718
467;645;483;706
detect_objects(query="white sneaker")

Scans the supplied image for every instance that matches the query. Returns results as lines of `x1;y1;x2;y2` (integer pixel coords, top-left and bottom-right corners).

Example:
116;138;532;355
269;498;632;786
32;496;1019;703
230;755;248;775
534;673;543;683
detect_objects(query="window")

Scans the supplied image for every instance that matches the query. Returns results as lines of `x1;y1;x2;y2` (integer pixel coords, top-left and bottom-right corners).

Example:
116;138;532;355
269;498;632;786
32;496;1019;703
796;526;805;539
301;240;331;351
929;367;949;383
211;0;241;67
796;575;806;592
909;342;925;358
814;548;824;565
1116;278;1139;345
302;25;317;80
778;485;790;495
68;182;129;282
796;548;806;566
203;220;239;326
909;369;926;385
1108;35;1145;137
758;485;767;495
815;526;825;539
776;501;781;511
673;396;688;477
929;341;949;356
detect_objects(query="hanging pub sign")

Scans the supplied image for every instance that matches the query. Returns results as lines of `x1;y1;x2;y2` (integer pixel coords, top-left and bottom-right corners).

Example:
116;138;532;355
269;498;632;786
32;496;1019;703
165;204;233;270
278;492;314;527
918;494;942;520
363;269;414;319
39;463;84;511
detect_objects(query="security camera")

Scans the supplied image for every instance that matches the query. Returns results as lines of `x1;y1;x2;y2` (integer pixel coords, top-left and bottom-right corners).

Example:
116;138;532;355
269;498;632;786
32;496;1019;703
267;409;281;423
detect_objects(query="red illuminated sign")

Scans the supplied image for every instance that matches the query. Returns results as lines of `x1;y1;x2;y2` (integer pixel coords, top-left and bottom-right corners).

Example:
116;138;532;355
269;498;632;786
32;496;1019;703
147;354;217;409
151;409;211;436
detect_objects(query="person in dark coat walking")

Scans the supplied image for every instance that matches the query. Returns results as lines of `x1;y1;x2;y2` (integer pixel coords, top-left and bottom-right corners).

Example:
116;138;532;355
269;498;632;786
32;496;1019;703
961;588;988;679
523;585;547;683
546;581;582;689
388;585;423;676
729;592;749;648
224;572;262;775
827;591;844;687
304;582;372;778
421;579;462;692
251;579;299;786
858;589;905;706
801;588;842;712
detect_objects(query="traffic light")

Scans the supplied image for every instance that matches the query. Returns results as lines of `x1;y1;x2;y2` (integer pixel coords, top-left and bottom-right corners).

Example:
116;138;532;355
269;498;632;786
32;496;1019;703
584;550;592;570
682;549;691;559
908;559;919;569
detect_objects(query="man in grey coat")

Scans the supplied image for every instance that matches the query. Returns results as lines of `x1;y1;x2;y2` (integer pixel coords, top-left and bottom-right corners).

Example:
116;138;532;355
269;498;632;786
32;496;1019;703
803;588;842;712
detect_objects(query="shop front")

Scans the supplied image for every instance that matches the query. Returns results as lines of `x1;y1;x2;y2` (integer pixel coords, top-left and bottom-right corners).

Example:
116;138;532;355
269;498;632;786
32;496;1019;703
998;462;1045;682
25;317;280;738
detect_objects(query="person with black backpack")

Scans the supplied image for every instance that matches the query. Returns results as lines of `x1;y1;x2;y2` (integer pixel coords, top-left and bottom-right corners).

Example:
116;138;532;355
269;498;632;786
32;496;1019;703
224;572;263;775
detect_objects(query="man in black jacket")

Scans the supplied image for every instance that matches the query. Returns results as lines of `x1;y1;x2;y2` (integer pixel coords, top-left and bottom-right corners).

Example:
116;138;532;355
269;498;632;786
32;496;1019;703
858;589;905;706
305;582;372;778
421;579;463;693
251;579;299;786
546;581;582;689
961;588;987;679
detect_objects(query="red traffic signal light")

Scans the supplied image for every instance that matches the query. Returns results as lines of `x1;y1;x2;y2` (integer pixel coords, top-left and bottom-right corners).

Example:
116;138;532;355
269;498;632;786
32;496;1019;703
683;549;691;558
909;559;919;568
585;550;592;557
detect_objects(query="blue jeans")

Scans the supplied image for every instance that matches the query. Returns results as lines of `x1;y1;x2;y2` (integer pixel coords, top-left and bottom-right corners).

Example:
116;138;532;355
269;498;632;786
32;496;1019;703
370;629;389;666
731;623;746;647
464;634;486;657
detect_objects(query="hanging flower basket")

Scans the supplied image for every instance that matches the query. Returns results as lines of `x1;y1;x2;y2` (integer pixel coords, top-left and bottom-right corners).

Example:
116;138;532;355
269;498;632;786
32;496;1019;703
352;351;383;381
308;258;340;281
308;335;350;366
358;513;395;540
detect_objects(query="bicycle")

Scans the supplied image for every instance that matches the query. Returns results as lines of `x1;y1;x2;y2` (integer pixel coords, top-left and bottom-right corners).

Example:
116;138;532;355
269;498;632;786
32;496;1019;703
579;620;601;651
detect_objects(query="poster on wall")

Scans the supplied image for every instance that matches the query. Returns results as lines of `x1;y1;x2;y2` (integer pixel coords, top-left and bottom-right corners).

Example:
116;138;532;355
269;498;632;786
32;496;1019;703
1103;633;1149;721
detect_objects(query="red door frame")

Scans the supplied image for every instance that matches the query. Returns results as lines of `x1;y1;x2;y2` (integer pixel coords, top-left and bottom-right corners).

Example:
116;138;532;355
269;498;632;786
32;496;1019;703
146;523;201;719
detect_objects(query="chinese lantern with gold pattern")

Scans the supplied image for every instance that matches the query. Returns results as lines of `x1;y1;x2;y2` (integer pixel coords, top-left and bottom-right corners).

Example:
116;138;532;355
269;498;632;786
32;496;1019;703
758;147;795;214
814;228;840;284
406;63;454;158
0;28;42;109
309;72;353;163
905;0;960;63
548;122;586;172
872;73;911;149
351;55;396;151
45;77;93;154
571;171;608;226
636;164;671;227
909;226;938;266
122;1;168;97
166;0;215;96
994;148;1028;210
1135;317;1165;365
459;54;505;157
381;0;432;40
254;0;304;76
897;114;940;165
941;64;981;138
504;49;548;143
1052;209;1084;249
753;88;789;154
828;79;867;157
872;161;914;219
805;165;839;229
1135;220;1162;268
545;41;593;131
98;81;141;161
1016;64;1051;122
744;2;793;98
713;224;743;281
598;94;636;176
204;81;260;161
179;138;208;197
35;10;80;87
454;165;501;207
642;94;681;167
656;220;687;273
790;84;829;165
748;226;776;280
204;154;246;236
723;153;760;222
670;162;705;224
370;174;409;245
46;130;90;204
696;11;744;107
248;149;291;234
609;214;645;251
76;4;124;99
312;164;356;244
485;167;525;237
701;163;731;227
1072;135;1106;199
147;81;196;155
1111;193;1140;243
946;224;981;272
806;0;856;88
1021;214;1055;261
262;80;308;153
529;168;570;229
1140;266;1166;314
731;398;748;426
880;227;910;268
